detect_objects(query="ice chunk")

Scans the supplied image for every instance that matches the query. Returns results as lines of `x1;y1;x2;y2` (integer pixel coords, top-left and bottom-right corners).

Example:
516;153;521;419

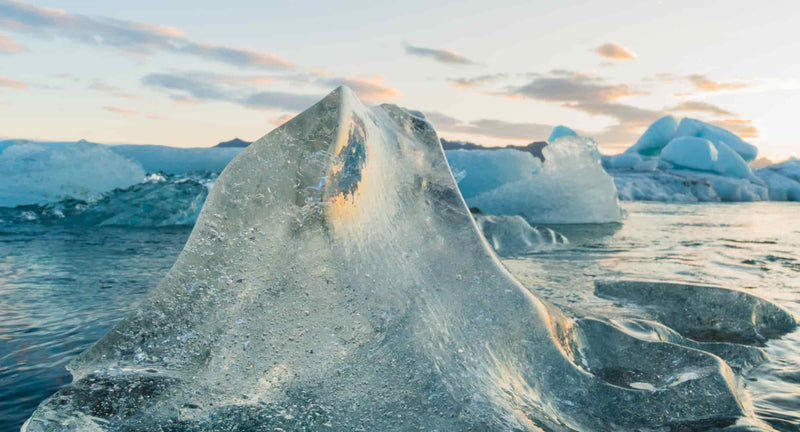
110;144;243;174
713;140;756;180
595;279;796;344
613;170;767;202
660;136;719;172
625;115;678;156
25;87;750;431
755;169;800;201
474;214;567;256
444;149;542;199
0;141;145;207
447;137;623;224
659;137;757;180
763;157;800;182
675;118;758;162
547;125;577;142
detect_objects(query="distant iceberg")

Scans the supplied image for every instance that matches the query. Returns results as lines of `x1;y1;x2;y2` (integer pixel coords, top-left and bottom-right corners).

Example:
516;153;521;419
446;136;623;224
24;87;763;431
547;125;578;142
0;140;145;207
603;116;786;202
756;158;800;201
110;144;242;174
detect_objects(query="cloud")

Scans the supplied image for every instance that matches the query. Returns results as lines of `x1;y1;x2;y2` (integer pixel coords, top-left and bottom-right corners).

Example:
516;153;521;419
710;118;758;138
143;73;230;100
0;32;25;53
0;76;27;89
104;105;136;116
499;71;664;149
142;72;321;111
594;43;637;60
240;91;321;111
89;81;139;99
424;111;554;141
403;43;475;65
447;73;509;90
688;74;750;92
320;76;400;102
668;101;733;116
0;0;293;69
90;81;116;92
271;114;293;126
142;71;399;110
509;70;644;103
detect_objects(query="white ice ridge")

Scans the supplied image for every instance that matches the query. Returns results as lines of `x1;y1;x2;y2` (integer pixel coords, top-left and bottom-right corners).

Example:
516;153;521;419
446;136;623;224
24;86;754;431
0;140;145;207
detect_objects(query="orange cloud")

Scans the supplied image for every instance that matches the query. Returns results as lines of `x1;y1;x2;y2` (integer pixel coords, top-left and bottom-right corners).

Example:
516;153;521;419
0;33;26;54
104;106;137;116
688;74;750;92
272;114;293;126
0;76;27;89
594;43;637;60
710;118;758;138
669;101;733;116
323;76;401;102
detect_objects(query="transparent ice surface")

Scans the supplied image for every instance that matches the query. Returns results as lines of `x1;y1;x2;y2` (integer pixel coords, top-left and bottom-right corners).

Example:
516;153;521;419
23;87;791;431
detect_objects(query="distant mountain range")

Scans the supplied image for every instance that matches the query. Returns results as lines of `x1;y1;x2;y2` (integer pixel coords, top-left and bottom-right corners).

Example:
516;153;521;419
215;138;252;148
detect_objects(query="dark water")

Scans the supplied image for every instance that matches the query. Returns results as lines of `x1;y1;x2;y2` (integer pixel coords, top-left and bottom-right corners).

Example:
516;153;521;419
0;226;192;432
507;201;800;431
2;202;800;431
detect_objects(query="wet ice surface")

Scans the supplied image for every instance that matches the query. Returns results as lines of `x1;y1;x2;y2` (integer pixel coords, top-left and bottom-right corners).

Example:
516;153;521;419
505;201;800;431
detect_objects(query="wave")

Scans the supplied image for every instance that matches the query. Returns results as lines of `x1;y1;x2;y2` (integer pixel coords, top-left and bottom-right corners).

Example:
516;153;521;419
0;172;215;227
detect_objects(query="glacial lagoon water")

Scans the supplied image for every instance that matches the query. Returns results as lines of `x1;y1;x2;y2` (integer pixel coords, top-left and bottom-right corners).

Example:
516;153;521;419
1;201;799;431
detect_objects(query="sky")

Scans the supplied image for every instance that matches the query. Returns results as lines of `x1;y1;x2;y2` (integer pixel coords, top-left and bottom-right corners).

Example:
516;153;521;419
0;0;798;159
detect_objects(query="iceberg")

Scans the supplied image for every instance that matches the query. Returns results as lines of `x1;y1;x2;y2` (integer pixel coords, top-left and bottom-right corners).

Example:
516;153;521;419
613;170;767;202
755;158;800;201
447;137;623;224
623;117;757;162
675;118;758;162
660;136;719;172
624;115;679;156
24;87;760;431
547;125;577;142
110;144;243;174
0;141;146;207
606;116;773;202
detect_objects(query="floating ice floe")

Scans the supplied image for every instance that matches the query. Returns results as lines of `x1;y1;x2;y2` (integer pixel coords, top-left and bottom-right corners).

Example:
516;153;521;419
473;214;568;256
446;136;623;224
25;87;781;431
0;140;146;207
